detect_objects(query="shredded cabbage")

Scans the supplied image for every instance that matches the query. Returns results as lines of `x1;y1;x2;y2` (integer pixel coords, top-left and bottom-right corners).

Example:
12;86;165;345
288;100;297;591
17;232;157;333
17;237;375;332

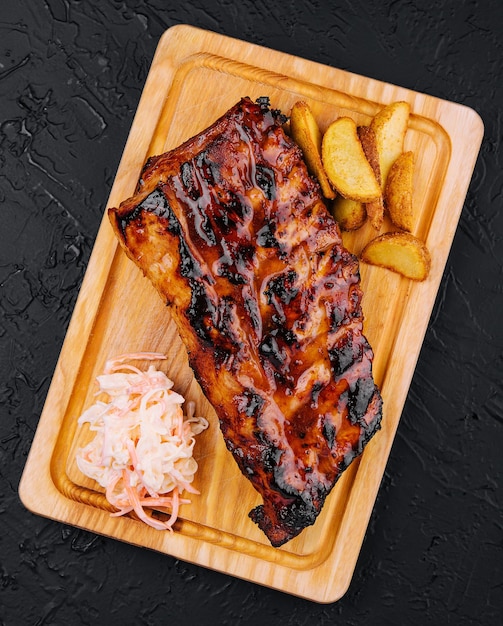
76;353;208;530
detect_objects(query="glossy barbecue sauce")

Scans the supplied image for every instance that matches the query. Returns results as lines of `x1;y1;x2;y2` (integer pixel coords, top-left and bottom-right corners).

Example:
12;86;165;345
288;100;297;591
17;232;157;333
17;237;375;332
117;98;382;545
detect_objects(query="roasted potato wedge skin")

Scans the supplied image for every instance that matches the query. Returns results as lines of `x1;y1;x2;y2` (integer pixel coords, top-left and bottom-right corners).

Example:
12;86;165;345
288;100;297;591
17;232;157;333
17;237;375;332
290;101;336;199
360;231;431;281
370;101;410;189
322;117;382;203
358;126;381;184
365;198;384;231
358;125;384;230
332;196;367;231
385;151;415;231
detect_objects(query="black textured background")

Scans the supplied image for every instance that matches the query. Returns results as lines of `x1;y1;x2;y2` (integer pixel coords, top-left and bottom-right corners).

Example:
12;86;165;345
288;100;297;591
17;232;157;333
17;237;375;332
1;1;502;624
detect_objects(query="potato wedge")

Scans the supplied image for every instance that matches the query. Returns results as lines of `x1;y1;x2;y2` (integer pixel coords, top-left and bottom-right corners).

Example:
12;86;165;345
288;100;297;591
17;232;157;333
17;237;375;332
385;151;415;231
332;196;367;231
290;101;336;199
365;199;384;231
360;231;431;281
358;125;384;229
370;101;410;189
322;117;382;203
358;126;381;184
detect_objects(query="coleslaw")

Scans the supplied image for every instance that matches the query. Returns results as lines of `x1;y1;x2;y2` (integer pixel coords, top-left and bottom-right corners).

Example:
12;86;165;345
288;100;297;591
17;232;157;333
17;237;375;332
76;352;209;530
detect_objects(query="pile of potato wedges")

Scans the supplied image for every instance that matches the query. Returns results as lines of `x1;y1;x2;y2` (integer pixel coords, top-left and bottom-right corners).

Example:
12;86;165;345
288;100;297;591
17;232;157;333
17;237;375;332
289;100;431;281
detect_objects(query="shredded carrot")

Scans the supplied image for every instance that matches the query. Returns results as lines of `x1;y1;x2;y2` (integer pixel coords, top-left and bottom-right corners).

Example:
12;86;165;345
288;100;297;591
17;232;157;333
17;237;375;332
76;352;209;531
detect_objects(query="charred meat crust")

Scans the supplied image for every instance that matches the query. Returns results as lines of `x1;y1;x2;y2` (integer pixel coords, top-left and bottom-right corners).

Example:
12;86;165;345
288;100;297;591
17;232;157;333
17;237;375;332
108;97;383;547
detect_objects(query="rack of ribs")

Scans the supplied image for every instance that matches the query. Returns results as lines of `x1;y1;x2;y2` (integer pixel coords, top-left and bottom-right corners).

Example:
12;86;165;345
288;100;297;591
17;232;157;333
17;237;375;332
108;96;383;547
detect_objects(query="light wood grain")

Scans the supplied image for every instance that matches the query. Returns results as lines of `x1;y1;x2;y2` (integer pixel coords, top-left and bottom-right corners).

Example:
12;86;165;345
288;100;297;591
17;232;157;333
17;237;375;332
19;25;483;603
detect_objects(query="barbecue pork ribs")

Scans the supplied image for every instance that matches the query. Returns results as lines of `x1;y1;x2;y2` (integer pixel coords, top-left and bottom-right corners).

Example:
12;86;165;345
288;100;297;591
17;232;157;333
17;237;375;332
108;97;383;546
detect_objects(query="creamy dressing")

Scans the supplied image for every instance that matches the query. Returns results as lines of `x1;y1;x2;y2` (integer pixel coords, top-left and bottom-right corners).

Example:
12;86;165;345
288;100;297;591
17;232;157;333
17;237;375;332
76;353;208;531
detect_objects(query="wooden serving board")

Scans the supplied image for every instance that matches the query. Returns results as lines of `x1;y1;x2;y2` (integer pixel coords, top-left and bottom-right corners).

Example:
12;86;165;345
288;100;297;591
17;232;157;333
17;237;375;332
19;25;483;603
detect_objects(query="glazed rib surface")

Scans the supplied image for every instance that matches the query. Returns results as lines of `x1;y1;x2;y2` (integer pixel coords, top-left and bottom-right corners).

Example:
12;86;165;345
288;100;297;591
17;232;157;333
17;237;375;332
108;97;382;546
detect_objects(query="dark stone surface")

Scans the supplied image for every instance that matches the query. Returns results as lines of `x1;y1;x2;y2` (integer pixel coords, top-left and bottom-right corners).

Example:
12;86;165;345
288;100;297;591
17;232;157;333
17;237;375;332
1;1;502;623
